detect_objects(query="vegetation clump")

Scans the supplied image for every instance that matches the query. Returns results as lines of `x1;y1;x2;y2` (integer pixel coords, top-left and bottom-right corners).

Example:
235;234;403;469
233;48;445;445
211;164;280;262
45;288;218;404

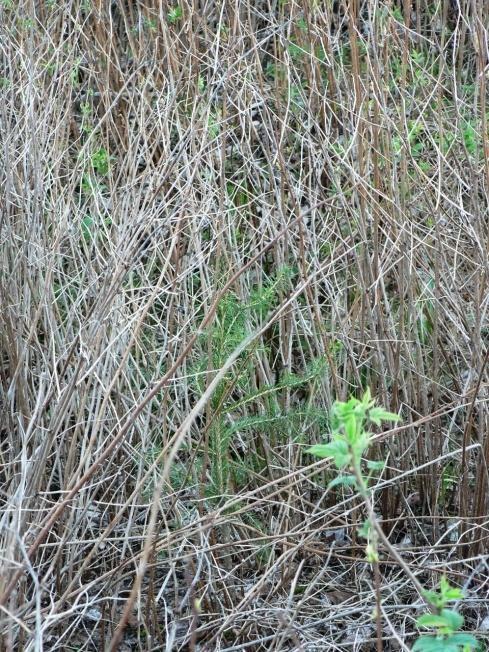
0;0;488;649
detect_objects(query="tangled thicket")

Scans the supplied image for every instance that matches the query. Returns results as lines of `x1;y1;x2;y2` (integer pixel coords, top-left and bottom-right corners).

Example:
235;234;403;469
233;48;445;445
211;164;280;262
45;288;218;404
1;1;488;650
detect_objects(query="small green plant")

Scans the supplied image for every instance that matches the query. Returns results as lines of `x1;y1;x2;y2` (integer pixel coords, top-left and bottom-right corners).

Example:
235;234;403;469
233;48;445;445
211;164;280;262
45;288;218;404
184;268;328;501
70;57;82;86
207;110;220;139
413;577;478;652
167;5;183;23
80;148;112;195
143;17;157;31
462;120;478;157
287;41;309;63
307;389;400;562
307;395;479;651
440;462;457;506
80;96;93;133
391;6;404;22
90;147;111;176
307;390;426;634
307;389;398;490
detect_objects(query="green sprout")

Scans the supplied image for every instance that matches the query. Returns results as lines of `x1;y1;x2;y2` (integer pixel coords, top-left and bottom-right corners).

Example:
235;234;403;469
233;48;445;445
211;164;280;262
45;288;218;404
413;578;478;652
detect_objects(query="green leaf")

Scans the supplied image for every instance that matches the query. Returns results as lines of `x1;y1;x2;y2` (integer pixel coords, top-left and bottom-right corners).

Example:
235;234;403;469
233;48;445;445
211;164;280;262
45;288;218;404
306;444;333;459
416;610;463;631
416;614;446;629
352;432;370;458
91;147;110;175
440;577;464;601
365;543;379;562
444;587;464;600
81;214;94;241
441;645;462;652
412;635;446;652
167;5;183;22
362;387;372;405
357;519;371;539
368;407;401;426
343;413;357;441
440;609;464;630
446;633;478;649
327;475;357;489
306;440;351;467
462;121;477;155
367;460;385;471
423;589;442;608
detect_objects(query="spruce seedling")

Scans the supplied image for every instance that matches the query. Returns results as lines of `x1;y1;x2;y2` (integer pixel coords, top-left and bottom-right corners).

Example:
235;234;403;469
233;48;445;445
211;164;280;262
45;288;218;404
167;5;183;23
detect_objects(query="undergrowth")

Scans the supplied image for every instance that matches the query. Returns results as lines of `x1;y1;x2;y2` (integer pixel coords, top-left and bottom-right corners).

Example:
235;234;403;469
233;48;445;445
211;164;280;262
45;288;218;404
1;0;488;650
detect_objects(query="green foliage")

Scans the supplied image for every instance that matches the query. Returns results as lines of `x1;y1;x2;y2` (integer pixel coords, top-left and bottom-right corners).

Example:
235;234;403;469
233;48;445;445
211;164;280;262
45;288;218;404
308;395;478;649
462;120;478;156
287;42;310;63
143;17;157;31
90;148;111;175
80;214;94;242
70;57;82;86
207;110;221;139
193;266;295;396
80;148;113;195
226;180;248;209
391;6;404;22
440;462;456;505
184;269;328;501
79;213;112;245
306;389;399;477
167;5;183;23
413;578;478;652
307;389;399;567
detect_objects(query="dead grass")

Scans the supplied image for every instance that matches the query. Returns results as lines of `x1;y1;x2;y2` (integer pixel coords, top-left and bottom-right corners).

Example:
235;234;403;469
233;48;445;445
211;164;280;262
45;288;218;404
1;0;488;650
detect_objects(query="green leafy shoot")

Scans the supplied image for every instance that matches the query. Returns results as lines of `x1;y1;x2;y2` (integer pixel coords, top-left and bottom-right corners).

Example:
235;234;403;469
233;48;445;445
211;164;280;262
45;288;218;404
306;390;400;567
306;388;399;476
307;395;478;652
413;578;478;652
